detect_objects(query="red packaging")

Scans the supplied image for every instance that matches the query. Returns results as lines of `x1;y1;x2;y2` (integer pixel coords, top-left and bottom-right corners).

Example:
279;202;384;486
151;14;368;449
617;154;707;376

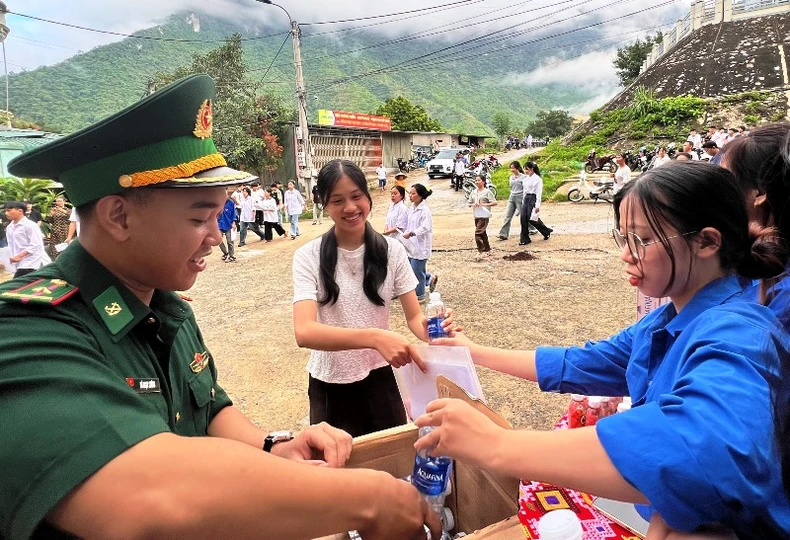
567;394;588;428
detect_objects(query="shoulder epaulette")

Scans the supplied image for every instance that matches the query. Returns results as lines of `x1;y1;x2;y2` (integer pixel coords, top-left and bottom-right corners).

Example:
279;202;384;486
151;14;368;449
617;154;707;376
0;278;78;305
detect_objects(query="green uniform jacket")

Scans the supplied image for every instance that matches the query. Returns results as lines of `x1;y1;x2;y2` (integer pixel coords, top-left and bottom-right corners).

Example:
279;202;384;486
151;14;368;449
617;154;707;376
0;241;232;540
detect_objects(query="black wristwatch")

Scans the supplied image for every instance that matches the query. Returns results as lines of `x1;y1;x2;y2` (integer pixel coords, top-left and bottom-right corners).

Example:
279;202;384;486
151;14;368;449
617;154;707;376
263;430;294;452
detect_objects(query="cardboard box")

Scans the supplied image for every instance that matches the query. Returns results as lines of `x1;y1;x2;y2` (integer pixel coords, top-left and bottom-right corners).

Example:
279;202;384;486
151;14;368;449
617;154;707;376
317;423;522;539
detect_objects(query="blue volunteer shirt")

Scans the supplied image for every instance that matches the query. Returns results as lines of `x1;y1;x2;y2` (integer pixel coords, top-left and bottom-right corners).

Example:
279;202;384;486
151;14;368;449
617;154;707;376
217;198;236;232
743;263;790;333
536;275;790;537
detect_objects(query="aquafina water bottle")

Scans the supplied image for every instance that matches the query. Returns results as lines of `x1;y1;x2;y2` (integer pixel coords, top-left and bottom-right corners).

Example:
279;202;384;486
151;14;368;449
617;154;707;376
412;426;454;534
426;292;447;342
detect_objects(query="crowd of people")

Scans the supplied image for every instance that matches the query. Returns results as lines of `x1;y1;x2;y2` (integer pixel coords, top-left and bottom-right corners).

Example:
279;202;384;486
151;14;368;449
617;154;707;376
2;71;790;539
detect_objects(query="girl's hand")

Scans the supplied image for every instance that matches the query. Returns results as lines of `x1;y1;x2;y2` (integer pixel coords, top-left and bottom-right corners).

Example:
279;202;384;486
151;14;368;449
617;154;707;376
414;399;504;468
373;329;427;372
439;308;461;337
430;330;475;349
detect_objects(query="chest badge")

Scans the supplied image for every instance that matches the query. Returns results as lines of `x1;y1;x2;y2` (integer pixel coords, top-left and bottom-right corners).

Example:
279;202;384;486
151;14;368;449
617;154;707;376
190;351;210;373
125;377;161;394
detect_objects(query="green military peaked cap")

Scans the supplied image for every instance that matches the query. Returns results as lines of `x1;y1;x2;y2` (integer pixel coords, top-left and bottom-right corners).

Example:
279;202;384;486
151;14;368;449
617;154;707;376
7;74;256;206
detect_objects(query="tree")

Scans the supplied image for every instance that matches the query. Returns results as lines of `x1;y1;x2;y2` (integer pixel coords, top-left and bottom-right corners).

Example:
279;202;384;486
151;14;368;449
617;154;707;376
373;96;442;131
612;32;663;87
525;109;573;138
156;34;291;178
491;111;512;144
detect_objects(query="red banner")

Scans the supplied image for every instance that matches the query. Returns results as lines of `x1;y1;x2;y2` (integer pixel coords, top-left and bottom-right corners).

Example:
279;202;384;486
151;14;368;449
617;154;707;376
318;110;392;131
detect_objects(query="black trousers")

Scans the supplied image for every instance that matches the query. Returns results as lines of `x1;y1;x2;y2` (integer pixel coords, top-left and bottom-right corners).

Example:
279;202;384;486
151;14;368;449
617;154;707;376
309;365;407;438
14;268;36;278
264;221;286;241
520;193;552;243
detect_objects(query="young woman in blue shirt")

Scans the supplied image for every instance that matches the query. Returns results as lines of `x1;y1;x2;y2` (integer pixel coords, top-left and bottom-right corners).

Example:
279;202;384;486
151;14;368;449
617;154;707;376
417;162;790;537
720;122;790;332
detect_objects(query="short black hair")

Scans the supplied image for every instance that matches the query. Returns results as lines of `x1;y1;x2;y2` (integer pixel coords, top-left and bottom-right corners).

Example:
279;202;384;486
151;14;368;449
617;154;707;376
701;141;718;149
4;201;25;211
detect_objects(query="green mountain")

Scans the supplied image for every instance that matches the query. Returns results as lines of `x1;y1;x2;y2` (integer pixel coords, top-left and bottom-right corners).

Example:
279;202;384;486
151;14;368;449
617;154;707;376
1;12;603;135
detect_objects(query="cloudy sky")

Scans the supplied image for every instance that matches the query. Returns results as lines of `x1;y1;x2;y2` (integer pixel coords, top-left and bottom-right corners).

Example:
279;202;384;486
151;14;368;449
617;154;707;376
4;0;683;110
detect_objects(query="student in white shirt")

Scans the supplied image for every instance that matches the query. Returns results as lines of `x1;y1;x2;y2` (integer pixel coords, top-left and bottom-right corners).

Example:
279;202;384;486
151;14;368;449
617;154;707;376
292;160;454;437
612;153;632;193
376;163;387;192
468;174;497;259
3;201;50;278
653;147;672;168
284;180;306;239
687;129;702;150
519;162;553;245
383;185;409;236
404;183;438;300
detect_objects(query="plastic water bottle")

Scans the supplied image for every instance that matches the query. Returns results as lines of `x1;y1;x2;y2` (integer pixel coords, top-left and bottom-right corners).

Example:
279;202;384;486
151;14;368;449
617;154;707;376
412;426;454;532
426;292;447;342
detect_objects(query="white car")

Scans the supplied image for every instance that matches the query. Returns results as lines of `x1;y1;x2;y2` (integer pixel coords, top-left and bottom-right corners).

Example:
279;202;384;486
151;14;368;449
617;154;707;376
426;148;465;179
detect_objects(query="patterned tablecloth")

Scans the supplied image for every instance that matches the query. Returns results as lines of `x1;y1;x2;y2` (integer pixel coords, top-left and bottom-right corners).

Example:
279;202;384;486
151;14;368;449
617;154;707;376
516;414;645;539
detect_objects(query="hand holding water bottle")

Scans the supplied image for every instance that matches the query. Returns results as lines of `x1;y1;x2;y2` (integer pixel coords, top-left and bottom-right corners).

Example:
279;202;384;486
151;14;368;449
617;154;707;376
414;398;505;469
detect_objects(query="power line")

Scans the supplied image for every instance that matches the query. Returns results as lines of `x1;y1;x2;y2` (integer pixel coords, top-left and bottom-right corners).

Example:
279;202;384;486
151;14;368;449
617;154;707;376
6;10;288;44
300;0;479;26
297;0;541;65
259;33;291;82
301;0;488;37
307;0;621;89
309;0;679;91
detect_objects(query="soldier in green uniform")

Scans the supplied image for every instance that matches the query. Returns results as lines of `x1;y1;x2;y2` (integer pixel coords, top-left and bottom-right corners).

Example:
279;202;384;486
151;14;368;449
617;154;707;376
0;75;439;540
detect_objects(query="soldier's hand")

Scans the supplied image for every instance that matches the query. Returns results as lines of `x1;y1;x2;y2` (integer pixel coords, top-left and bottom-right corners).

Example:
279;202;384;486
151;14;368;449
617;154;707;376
358;472;442;540
270;422;352;467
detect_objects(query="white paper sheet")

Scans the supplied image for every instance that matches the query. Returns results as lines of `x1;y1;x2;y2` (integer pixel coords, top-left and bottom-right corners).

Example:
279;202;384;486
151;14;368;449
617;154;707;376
394;345;485;420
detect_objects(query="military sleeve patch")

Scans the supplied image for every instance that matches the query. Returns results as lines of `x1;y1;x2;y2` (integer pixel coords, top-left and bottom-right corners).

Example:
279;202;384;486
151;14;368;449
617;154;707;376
0;278;78;305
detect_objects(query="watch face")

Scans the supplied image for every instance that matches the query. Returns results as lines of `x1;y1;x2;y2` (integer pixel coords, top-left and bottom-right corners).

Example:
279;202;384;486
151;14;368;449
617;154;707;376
269;430;293;441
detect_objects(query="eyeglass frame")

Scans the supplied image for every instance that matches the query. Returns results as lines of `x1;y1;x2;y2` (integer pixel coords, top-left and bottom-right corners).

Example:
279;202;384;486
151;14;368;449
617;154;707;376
611;229;700;260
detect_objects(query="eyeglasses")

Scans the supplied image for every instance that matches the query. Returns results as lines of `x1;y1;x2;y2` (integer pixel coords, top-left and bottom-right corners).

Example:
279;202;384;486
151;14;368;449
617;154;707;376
611;229;699;260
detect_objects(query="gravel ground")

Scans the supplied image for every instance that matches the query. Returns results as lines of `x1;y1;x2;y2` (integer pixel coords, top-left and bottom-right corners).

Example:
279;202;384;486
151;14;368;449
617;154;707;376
0;152;635;433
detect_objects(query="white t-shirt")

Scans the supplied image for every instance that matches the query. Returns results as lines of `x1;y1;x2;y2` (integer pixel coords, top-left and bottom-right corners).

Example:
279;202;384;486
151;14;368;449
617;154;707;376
292;236;419;383
653;155;672;168
469;187;495;219
614;165;632;192
376;166;387;180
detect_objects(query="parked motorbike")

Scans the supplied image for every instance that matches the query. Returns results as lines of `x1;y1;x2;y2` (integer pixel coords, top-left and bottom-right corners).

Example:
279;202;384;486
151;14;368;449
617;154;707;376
396;158;416;173
567;171;614;203
584;149;617;174
486;155;500;169
462;171;498;200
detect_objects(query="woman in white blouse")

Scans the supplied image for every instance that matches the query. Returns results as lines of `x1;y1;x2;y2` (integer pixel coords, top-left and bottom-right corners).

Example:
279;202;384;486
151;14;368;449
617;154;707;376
383;185;409;236
292;160;453;437
403;183;437;301
519;161;553;246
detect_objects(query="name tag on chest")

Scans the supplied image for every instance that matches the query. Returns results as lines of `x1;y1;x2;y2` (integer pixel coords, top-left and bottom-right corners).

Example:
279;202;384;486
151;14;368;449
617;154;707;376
126;377;162;393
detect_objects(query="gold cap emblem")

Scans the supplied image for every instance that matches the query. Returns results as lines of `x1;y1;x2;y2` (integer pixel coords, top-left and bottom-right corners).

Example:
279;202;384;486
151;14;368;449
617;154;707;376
193;99;213;139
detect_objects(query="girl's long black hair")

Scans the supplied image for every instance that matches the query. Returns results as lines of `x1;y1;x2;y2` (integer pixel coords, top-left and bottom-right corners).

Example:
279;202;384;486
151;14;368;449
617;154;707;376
317;159;388;307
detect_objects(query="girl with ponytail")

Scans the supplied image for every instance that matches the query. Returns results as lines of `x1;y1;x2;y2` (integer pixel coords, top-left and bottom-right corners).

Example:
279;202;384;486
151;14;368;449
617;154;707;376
291;160;454;437
415;161;790;537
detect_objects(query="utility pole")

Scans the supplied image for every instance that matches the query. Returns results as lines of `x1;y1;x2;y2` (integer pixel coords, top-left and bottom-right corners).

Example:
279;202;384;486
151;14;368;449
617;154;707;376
290;19;315;195
259;1;315;194
0;1;11;129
